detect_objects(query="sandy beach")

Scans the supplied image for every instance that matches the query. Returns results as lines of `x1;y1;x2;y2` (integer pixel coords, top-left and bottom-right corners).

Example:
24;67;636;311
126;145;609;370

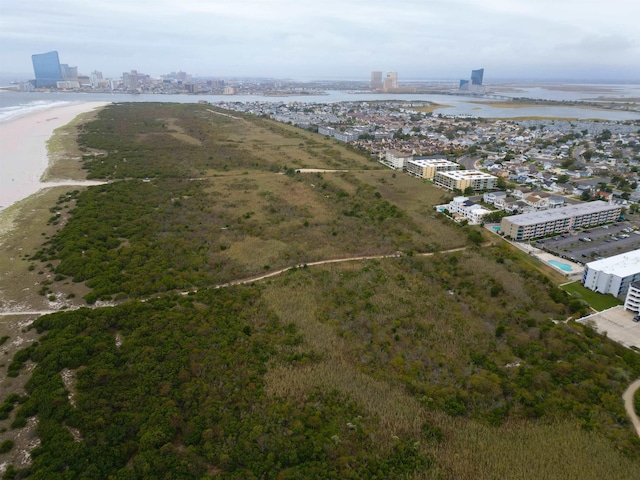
0;101;109;211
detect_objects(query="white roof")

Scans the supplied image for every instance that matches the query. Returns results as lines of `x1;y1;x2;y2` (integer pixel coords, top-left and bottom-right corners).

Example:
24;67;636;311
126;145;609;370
587;249;640;278
437;170;495;180
506;201;618;227
408;158;457;167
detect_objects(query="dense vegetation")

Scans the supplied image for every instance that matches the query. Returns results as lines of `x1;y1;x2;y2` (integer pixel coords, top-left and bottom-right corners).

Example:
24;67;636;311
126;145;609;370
4;103;640;479
6;291;430;478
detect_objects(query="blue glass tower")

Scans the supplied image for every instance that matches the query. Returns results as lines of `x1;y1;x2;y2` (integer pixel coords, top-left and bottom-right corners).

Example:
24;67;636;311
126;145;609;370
471;68;484;86
32;51;63;88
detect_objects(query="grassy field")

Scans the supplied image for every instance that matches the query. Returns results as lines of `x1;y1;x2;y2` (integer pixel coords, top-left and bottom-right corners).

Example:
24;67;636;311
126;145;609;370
561;281;623;311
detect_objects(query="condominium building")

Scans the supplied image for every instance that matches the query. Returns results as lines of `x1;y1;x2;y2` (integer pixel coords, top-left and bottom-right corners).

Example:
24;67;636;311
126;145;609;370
381;150;412;170
500;201;622;241
583;250;640;297
405;158;458;179
434;170;496;191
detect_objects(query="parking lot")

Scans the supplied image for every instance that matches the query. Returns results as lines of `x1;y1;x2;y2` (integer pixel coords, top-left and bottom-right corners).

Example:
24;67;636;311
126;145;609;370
579;306;640;350
535;220;640;265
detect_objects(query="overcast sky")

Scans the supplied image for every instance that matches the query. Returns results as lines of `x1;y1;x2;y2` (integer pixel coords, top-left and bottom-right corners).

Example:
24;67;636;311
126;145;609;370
1;0;639;82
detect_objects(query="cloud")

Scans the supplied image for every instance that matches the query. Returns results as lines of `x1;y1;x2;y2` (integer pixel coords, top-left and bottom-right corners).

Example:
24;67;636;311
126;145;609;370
1;0;638;80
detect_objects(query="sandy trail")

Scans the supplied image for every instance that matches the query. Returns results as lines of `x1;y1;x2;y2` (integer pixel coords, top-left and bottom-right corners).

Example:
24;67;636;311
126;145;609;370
623;378;640;438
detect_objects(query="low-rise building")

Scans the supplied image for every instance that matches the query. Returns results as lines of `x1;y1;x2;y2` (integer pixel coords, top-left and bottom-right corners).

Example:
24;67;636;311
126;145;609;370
483;191;507;205
434;170;497;191
583;250;640;297
442;196;492;224
500;200;621;240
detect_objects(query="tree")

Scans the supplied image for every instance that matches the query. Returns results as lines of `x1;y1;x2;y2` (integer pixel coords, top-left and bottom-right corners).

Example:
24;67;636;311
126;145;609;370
581;190;592;201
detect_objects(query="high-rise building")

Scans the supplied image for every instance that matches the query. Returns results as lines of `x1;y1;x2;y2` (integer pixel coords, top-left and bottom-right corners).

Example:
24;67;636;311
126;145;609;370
471;68;484;86
31;51;63;88
60;64;78;80
370;71;383;90
383;72;398;91
459;79;469;90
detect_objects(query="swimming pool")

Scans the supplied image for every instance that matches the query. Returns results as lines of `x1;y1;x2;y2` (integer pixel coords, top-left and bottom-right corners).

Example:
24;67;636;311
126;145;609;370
491;226;501;232
548;260;573;272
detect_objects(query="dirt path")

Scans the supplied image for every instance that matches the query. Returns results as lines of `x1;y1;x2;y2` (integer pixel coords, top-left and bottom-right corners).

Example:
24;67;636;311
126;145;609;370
0;310;70;317
623;378;640;438
217;246;470;288
1;246;473;316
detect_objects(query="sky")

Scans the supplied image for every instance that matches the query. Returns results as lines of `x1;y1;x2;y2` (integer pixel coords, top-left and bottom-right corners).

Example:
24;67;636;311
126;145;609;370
1;0;639;82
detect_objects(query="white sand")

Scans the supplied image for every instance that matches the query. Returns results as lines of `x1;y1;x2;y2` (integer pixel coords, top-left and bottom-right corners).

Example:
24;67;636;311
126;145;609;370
0;102;109;211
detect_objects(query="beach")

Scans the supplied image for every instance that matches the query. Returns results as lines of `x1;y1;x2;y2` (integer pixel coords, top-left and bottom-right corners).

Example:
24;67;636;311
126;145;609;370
0;101;109;211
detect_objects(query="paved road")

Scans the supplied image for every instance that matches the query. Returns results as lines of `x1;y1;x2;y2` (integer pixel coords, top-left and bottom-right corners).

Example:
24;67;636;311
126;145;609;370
623;378;640;438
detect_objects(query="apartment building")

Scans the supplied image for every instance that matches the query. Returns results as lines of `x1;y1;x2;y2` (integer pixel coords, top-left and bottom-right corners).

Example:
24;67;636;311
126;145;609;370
434;170;497;191
583;250;640;297
381;150;412;170
500;201;622;241
405;158;459;179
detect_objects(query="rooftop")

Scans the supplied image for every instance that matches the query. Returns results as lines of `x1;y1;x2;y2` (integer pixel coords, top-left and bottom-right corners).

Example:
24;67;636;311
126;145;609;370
408;158;458;167
437;170;495;180
504;201;619;226
587;249;640;278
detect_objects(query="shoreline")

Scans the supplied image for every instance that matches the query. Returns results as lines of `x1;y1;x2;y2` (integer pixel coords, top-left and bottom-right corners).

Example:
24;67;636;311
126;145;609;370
0;101;109;212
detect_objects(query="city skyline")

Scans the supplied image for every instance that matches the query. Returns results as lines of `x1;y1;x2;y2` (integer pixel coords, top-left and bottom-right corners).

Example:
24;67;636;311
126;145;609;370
2;1;640;82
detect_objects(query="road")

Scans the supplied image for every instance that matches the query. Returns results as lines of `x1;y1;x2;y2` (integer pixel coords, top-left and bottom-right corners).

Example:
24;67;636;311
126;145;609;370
456;155;479;171
623;378;640;438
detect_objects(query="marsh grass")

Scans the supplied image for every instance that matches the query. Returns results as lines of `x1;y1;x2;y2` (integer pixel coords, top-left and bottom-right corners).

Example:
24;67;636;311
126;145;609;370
431;417;640;480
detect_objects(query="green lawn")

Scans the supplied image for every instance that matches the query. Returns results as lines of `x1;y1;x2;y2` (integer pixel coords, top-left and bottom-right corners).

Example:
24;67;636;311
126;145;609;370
561;281;623;311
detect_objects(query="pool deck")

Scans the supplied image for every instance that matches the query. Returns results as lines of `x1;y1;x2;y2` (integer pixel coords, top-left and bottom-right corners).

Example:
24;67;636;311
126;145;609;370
484;225;585;279
509;241;585;280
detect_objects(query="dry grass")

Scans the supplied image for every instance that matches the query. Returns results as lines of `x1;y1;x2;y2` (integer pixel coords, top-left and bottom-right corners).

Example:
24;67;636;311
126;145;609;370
223;119;378;170
43;108;104;181
263;279;429;439
0;188;91;312
262;259;640;480
353;170;466;250
430;417;640;480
